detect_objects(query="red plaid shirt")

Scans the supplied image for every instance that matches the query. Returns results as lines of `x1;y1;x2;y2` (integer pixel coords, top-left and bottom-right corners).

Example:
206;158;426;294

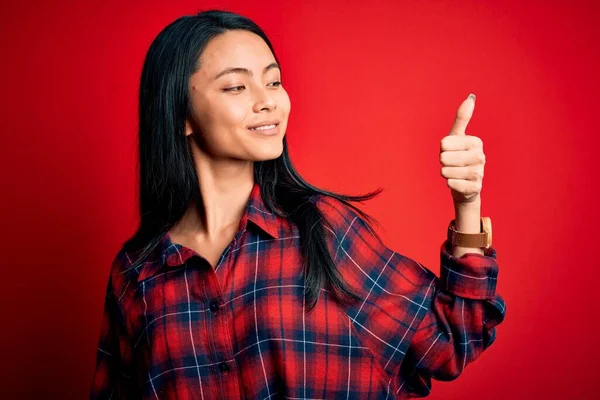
90;182;506;399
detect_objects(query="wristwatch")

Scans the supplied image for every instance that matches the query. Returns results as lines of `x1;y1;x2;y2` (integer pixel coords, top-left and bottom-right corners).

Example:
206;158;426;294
447;217;492;249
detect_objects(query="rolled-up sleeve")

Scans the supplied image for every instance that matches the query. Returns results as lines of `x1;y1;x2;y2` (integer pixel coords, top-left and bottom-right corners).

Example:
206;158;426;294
396;240;506;397
312;194;506;398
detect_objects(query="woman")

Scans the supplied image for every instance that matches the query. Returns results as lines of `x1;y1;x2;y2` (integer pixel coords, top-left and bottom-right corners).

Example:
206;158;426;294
90;9;506;399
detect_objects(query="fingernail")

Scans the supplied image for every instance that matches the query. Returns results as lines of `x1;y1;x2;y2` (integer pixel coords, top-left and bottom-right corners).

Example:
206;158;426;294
468;93;476;102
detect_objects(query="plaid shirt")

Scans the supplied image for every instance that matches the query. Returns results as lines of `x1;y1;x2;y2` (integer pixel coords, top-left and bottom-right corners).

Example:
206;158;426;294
90;182;506;399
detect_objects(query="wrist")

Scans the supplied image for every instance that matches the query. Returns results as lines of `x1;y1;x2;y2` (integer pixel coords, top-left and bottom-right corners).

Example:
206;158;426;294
451;196;486;257
453;200;481;234
453;194;481;215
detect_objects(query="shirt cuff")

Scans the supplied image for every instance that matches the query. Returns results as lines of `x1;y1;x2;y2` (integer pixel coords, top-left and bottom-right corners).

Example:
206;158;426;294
439;239;498;300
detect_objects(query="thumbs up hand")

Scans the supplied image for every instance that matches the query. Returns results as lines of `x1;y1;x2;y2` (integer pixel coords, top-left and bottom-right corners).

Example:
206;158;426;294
440;94;485;206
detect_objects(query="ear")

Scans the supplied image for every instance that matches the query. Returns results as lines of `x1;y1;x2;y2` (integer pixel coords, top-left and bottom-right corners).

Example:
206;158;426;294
185;118;193;137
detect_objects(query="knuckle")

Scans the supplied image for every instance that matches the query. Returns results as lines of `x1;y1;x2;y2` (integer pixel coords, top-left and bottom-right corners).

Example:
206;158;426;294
440;137;447;150
441;136;452;149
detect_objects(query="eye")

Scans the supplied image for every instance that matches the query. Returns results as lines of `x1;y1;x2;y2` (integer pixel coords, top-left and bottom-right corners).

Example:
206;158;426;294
223;85;245;92
223;81;281;92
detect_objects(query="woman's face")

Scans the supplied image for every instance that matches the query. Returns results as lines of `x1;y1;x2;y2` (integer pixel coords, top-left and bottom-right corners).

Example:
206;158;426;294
185;29;291;161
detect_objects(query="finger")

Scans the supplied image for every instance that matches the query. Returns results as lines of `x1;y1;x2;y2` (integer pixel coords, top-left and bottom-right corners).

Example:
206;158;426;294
440;134;483;152
449;93;476;136
440;165;484;181
439;149;485;167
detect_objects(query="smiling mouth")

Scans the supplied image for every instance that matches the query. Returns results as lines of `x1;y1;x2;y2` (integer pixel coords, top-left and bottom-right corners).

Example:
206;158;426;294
247;123;280;136
248;123;279;131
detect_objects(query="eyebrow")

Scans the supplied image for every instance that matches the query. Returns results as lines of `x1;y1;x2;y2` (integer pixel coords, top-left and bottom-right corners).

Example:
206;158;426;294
213;62;280;80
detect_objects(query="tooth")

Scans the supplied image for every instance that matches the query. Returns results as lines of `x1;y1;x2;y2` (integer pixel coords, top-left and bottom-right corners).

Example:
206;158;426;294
251;124;276;130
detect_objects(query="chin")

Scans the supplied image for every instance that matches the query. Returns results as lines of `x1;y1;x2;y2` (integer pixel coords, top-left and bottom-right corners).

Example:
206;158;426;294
251;143;284;161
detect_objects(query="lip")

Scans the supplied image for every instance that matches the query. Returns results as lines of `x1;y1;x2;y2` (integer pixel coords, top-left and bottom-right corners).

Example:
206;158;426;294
247;120;281;129
248;123;279;136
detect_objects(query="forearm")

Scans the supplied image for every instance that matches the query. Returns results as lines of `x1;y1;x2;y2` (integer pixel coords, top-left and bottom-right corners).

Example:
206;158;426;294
452;196;485;258
398;285;506;396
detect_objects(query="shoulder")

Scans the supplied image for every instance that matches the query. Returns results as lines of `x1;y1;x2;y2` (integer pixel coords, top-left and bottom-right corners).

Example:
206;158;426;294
106;245;141;292
310;194;380;246
311;193;437;285
311;194;368;229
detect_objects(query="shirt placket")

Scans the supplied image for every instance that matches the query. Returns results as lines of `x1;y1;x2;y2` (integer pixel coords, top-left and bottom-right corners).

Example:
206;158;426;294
197;238;241;399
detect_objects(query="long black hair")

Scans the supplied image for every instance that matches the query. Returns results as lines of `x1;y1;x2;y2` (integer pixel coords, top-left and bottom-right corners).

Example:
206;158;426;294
123;9;384;313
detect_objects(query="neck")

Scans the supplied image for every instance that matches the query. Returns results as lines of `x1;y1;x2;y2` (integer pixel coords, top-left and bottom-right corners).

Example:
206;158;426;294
171;145;255;243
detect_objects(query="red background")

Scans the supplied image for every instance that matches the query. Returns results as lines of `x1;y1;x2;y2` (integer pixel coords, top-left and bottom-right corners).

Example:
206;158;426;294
1;0;598;398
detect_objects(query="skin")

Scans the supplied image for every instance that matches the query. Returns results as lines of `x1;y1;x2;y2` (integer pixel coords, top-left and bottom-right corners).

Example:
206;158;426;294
440;95;488;257
168;30;486;264
169;30;291;267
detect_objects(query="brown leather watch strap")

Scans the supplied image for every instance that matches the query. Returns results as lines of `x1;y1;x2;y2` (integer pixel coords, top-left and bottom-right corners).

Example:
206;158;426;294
447;217;492;248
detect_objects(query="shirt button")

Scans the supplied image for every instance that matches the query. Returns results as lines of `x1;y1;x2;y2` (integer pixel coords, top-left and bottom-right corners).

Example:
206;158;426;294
209;301;219;312
219;361;230;373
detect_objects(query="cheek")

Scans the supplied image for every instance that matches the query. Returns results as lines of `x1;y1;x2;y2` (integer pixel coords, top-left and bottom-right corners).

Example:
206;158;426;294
194;98;246;142
223;101;248;127
192;89;244;127
277;89;291;114
207;98;247;130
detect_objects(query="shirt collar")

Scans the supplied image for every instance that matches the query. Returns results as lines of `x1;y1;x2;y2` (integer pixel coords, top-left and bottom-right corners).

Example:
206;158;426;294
136;182;281;283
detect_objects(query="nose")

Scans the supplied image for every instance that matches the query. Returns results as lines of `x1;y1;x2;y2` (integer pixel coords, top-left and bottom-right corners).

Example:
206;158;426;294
252;85;276;112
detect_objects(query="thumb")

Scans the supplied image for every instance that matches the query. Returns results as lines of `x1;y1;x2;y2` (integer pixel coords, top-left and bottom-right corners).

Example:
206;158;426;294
449;93;476;136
